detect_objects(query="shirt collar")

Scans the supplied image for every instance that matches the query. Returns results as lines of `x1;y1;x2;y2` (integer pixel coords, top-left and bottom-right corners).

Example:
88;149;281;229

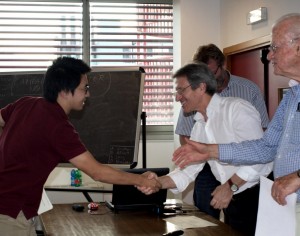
288;79;299;87
207;94;222;114
289;80;300;96
219;70;232;93
193;94;221;122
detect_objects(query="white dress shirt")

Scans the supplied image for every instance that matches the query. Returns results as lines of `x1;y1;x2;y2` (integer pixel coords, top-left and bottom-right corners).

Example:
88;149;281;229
169;94;273;195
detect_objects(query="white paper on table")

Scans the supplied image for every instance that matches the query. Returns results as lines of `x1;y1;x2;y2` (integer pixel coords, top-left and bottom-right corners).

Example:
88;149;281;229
255;176;297;236
164;215;217;229
38;189;53;215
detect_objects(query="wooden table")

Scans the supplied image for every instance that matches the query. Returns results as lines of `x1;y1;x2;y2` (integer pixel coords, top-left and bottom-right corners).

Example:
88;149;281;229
40;203;245;236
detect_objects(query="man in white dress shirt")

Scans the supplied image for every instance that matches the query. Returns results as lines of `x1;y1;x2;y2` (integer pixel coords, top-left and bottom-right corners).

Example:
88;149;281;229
139;62;273;236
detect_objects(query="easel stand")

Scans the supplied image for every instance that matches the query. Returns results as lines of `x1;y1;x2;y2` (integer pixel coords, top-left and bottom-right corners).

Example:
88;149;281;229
141;112;147;168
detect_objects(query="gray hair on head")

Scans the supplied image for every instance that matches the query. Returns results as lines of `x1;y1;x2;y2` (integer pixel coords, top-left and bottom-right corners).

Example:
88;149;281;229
172;62;217;96
273;13;300;38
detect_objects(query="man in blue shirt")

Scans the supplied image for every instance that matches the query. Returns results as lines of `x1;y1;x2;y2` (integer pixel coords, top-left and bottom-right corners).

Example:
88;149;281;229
172;13;300;236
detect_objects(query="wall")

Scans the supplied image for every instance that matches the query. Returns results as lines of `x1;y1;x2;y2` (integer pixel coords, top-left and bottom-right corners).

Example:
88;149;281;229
219;0;300;121
220;0;300;48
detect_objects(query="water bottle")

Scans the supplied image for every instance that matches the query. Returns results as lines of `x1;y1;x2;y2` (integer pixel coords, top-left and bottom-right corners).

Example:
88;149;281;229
70;169;76;187
74;169;82;187
79;170;82;186
77;169;82;187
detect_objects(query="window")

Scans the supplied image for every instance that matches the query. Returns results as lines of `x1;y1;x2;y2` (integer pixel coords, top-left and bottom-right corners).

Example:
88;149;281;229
0;1;83;69
0;0;173;126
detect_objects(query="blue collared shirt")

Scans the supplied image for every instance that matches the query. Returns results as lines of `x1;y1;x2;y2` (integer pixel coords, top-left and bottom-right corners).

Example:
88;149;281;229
220;84;300;202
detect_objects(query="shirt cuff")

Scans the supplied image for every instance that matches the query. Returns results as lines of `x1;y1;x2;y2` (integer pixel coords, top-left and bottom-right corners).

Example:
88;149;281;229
167;168;193;194
219;144;234;164
236;162;273;182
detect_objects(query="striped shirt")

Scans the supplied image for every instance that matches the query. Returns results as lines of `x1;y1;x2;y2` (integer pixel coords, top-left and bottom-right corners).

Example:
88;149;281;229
219;84;300;202
175;72;270;136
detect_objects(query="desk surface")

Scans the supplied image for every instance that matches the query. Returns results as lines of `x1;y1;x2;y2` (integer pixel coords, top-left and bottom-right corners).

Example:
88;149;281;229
40;203;245;236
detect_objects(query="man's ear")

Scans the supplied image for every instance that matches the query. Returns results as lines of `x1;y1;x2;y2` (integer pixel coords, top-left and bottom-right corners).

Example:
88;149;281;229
58;90;70;100
58;90;66;97
199;82;207;92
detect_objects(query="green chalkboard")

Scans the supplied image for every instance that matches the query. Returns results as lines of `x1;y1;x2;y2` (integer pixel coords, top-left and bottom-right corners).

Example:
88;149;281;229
0;67;145;167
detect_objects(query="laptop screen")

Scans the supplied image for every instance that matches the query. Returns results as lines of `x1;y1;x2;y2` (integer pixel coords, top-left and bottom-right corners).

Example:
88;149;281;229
107;168;169;212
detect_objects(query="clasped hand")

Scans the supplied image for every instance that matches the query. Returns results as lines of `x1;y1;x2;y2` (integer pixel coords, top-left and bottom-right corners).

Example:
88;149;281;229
137;171;159;195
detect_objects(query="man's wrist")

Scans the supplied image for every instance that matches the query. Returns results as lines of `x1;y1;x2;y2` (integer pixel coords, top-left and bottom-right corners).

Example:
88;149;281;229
227;178;239;192
297;169;300;178
207;144;219;160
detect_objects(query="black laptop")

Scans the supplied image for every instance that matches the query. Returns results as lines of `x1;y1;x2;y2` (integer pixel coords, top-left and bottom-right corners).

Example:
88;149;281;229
105;168;169;212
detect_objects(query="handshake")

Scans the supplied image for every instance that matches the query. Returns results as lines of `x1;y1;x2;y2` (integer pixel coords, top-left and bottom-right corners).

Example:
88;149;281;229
138;171;174;195
138;171;162;195
135;138;210;195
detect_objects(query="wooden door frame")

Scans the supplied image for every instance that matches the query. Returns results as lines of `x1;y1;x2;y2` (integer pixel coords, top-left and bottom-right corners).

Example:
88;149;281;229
222;34;272;114
223;34;271;70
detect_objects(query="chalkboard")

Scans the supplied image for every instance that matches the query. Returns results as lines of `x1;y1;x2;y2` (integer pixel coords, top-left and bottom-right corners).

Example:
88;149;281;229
0;67;145;167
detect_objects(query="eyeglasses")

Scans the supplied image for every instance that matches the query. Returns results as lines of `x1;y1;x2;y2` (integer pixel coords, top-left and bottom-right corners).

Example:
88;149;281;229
172;84;192;96
269;37;300;53
79;84;90;94
84;85;90;94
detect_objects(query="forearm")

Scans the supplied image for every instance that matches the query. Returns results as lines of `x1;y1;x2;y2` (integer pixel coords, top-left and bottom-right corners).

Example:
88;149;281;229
92;164;146;186
71;152;147;186
158;175;176;189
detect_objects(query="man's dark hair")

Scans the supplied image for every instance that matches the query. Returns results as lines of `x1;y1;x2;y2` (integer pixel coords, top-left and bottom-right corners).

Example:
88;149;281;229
173;62;217;96
43;57;91;102
192;43;225;67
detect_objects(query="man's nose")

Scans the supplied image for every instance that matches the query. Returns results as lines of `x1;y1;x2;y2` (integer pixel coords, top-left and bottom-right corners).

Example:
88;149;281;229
175;93;182;102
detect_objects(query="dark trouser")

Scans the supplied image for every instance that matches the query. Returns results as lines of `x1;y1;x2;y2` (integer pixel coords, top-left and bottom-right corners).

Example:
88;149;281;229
194;163;273;236
193;163;221;220
223;184;260;236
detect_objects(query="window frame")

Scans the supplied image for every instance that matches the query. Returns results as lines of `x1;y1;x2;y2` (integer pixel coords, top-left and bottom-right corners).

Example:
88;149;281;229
0;0;174;139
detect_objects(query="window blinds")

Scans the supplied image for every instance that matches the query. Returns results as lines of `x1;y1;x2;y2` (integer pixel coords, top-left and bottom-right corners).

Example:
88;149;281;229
0;0;173;125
